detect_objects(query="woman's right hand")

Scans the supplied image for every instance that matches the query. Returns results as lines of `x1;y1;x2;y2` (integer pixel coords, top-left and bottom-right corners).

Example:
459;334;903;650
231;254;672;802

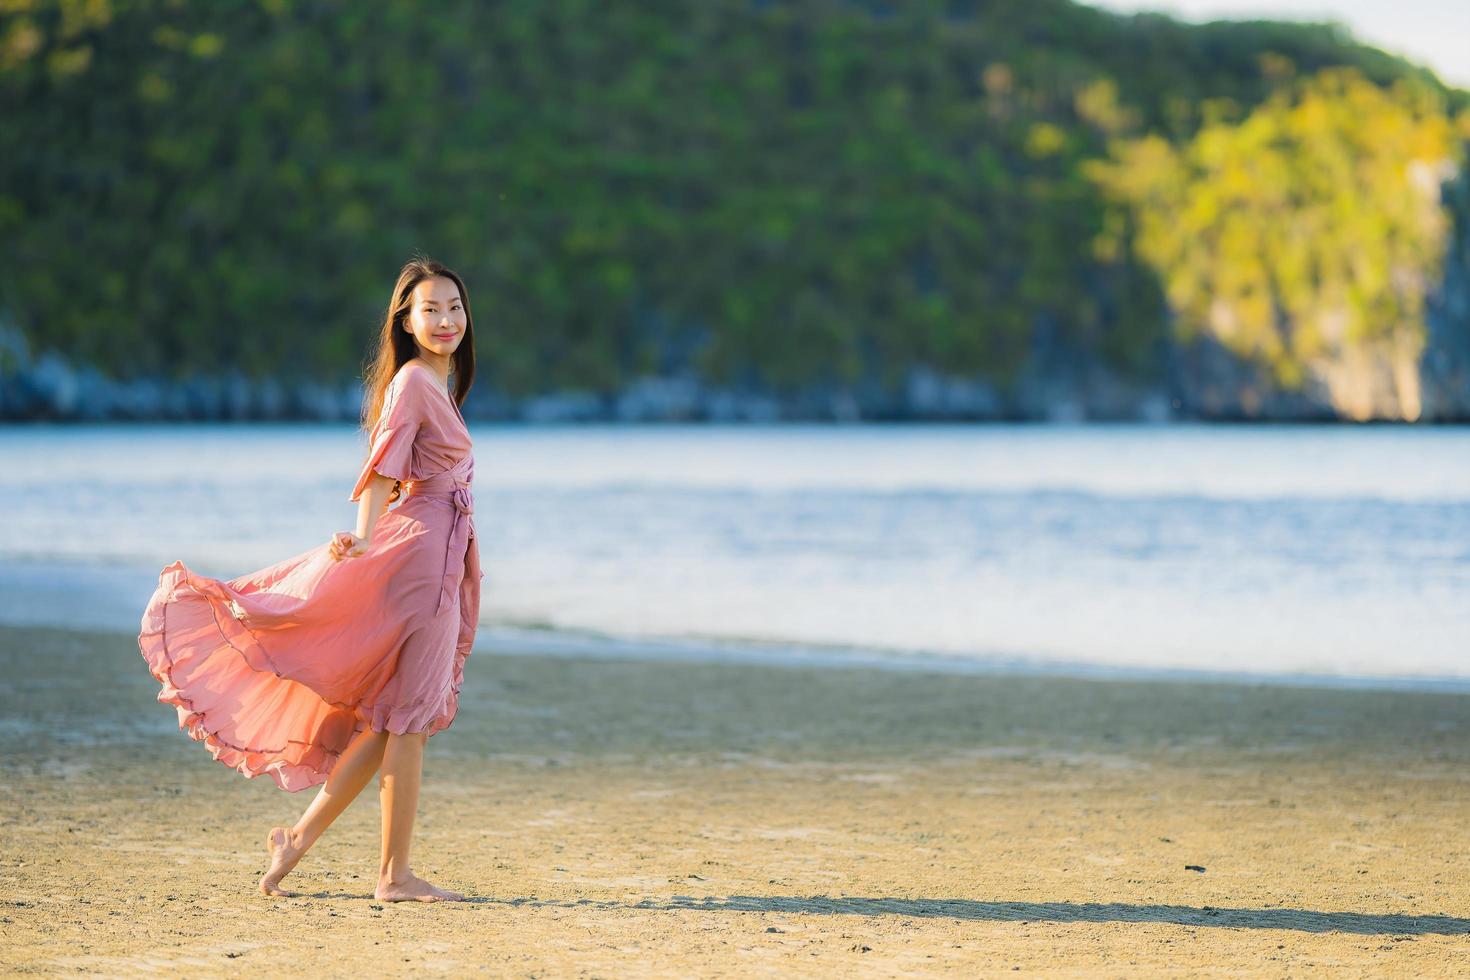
328;530;368;562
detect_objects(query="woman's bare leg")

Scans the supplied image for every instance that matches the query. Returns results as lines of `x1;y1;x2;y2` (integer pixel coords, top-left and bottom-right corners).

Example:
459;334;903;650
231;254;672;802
374;730;465;902
260;725;388;896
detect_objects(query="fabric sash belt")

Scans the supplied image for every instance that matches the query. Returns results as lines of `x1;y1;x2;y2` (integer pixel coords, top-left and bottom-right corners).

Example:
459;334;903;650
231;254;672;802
403;465;475;616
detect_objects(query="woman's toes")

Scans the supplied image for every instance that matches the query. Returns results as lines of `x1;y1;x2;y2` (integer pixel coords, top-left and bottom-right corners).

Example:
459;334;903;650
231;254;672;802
429;882;465;901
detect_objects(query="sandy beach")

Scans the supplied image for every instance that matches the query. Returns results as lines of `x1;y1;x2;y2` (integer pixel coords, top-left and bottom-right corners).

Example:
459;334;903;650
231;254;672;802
2;623;1467;976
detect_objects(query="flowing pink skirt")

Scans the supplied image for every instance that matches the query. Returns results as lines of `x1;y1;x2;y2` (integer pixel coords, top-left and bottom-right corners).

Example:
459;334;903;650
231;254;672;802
137;496;481;792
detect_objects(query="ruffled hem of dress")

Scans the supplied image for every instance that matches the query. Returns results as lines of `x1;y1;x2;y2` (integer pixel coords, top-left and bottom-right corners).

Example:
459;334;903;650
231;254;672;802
139;559;465;792
355;681;463;738
139;560;352;792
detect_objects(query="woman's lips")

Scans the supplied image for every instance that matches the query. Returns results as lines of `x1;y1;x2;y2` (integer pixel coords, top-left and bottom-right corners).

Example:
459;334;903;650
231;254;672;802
434;333;456;340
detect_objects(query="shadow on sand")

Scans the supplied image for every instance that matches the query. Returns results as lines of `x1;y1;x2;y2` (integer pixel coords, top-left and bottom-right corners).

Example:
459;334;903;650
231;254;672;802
291;890;1469;934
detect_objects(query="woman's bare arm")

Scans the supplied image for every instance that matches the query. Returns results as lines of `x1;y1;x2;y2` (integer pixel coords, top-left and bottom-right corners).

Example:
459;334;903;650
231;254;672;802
354;472;398;543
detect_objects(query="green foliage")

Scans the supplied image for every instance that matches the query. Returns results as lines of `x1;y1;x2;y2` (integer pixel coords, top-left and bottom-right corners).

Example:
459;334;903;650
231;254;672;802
0;0;1463;398
1088;67;1467;396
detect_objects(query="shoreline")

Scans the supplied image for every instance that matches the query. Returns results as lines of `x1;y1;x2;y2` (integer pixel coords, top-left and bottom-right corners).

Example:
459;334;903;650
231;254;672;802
482;622;1470;695
2;553;1468;696
3;623;1468;975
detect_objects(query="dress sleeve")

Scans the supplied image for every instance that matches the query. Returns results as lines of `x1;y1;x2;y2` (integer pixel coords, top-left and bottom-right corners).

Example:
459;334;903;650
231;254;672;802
348;371;425;502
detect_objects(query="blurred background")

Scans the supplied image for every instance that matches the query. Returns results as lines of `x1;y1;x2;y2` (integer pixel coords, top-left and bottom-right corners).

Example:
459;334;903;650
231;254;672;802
1;0;1466;687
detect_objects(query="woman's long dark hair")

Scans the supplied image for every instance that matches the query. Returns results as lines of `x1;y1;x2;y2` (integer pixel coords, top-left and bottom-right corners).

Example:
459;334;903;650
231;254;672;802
359;256;476;502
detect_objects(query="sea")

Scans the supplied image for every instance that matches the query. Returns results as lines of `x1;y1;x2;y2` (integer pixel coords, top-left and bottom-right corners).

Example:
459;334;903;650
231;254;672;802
1;421;1466;692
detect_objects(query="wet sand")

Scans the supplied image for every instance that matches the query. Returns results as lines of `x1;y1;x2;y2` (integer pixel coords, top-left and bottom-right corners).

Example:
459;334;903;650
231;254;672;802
2;624;1467;976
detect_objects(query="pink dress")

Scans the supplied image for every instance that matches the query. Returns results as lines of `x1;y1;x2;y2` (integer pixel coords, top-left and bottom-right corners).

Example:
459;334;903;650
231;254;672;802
137;358;482;792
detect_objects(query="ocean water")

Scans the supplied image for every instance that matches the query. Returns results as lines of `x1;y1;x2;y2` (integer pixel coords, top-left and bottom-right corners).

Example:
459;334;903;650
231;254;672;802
1;421;1466;691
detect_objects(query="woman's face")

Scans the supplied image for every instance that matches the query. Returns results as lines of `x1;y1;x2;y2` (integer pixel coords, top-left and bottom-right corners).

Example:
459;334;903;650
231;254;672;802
404;276;467;358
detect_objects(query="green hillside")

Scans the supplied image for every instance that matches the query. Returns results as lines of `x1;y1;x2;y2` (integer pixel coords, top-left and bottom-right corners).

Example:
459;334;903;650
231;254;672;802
2;0;1466;419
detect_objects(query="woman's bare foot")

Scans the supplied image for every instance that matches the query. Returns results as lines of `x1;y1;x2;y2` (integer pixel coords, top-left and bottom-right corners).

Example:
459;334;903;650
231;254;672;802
260;826;306;897
374;872;465;903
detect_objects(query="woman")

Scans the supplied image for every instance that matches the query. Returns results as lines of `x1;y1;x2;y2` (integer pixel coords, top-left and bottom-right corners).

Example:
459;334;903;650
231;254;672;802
137;257;482;903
